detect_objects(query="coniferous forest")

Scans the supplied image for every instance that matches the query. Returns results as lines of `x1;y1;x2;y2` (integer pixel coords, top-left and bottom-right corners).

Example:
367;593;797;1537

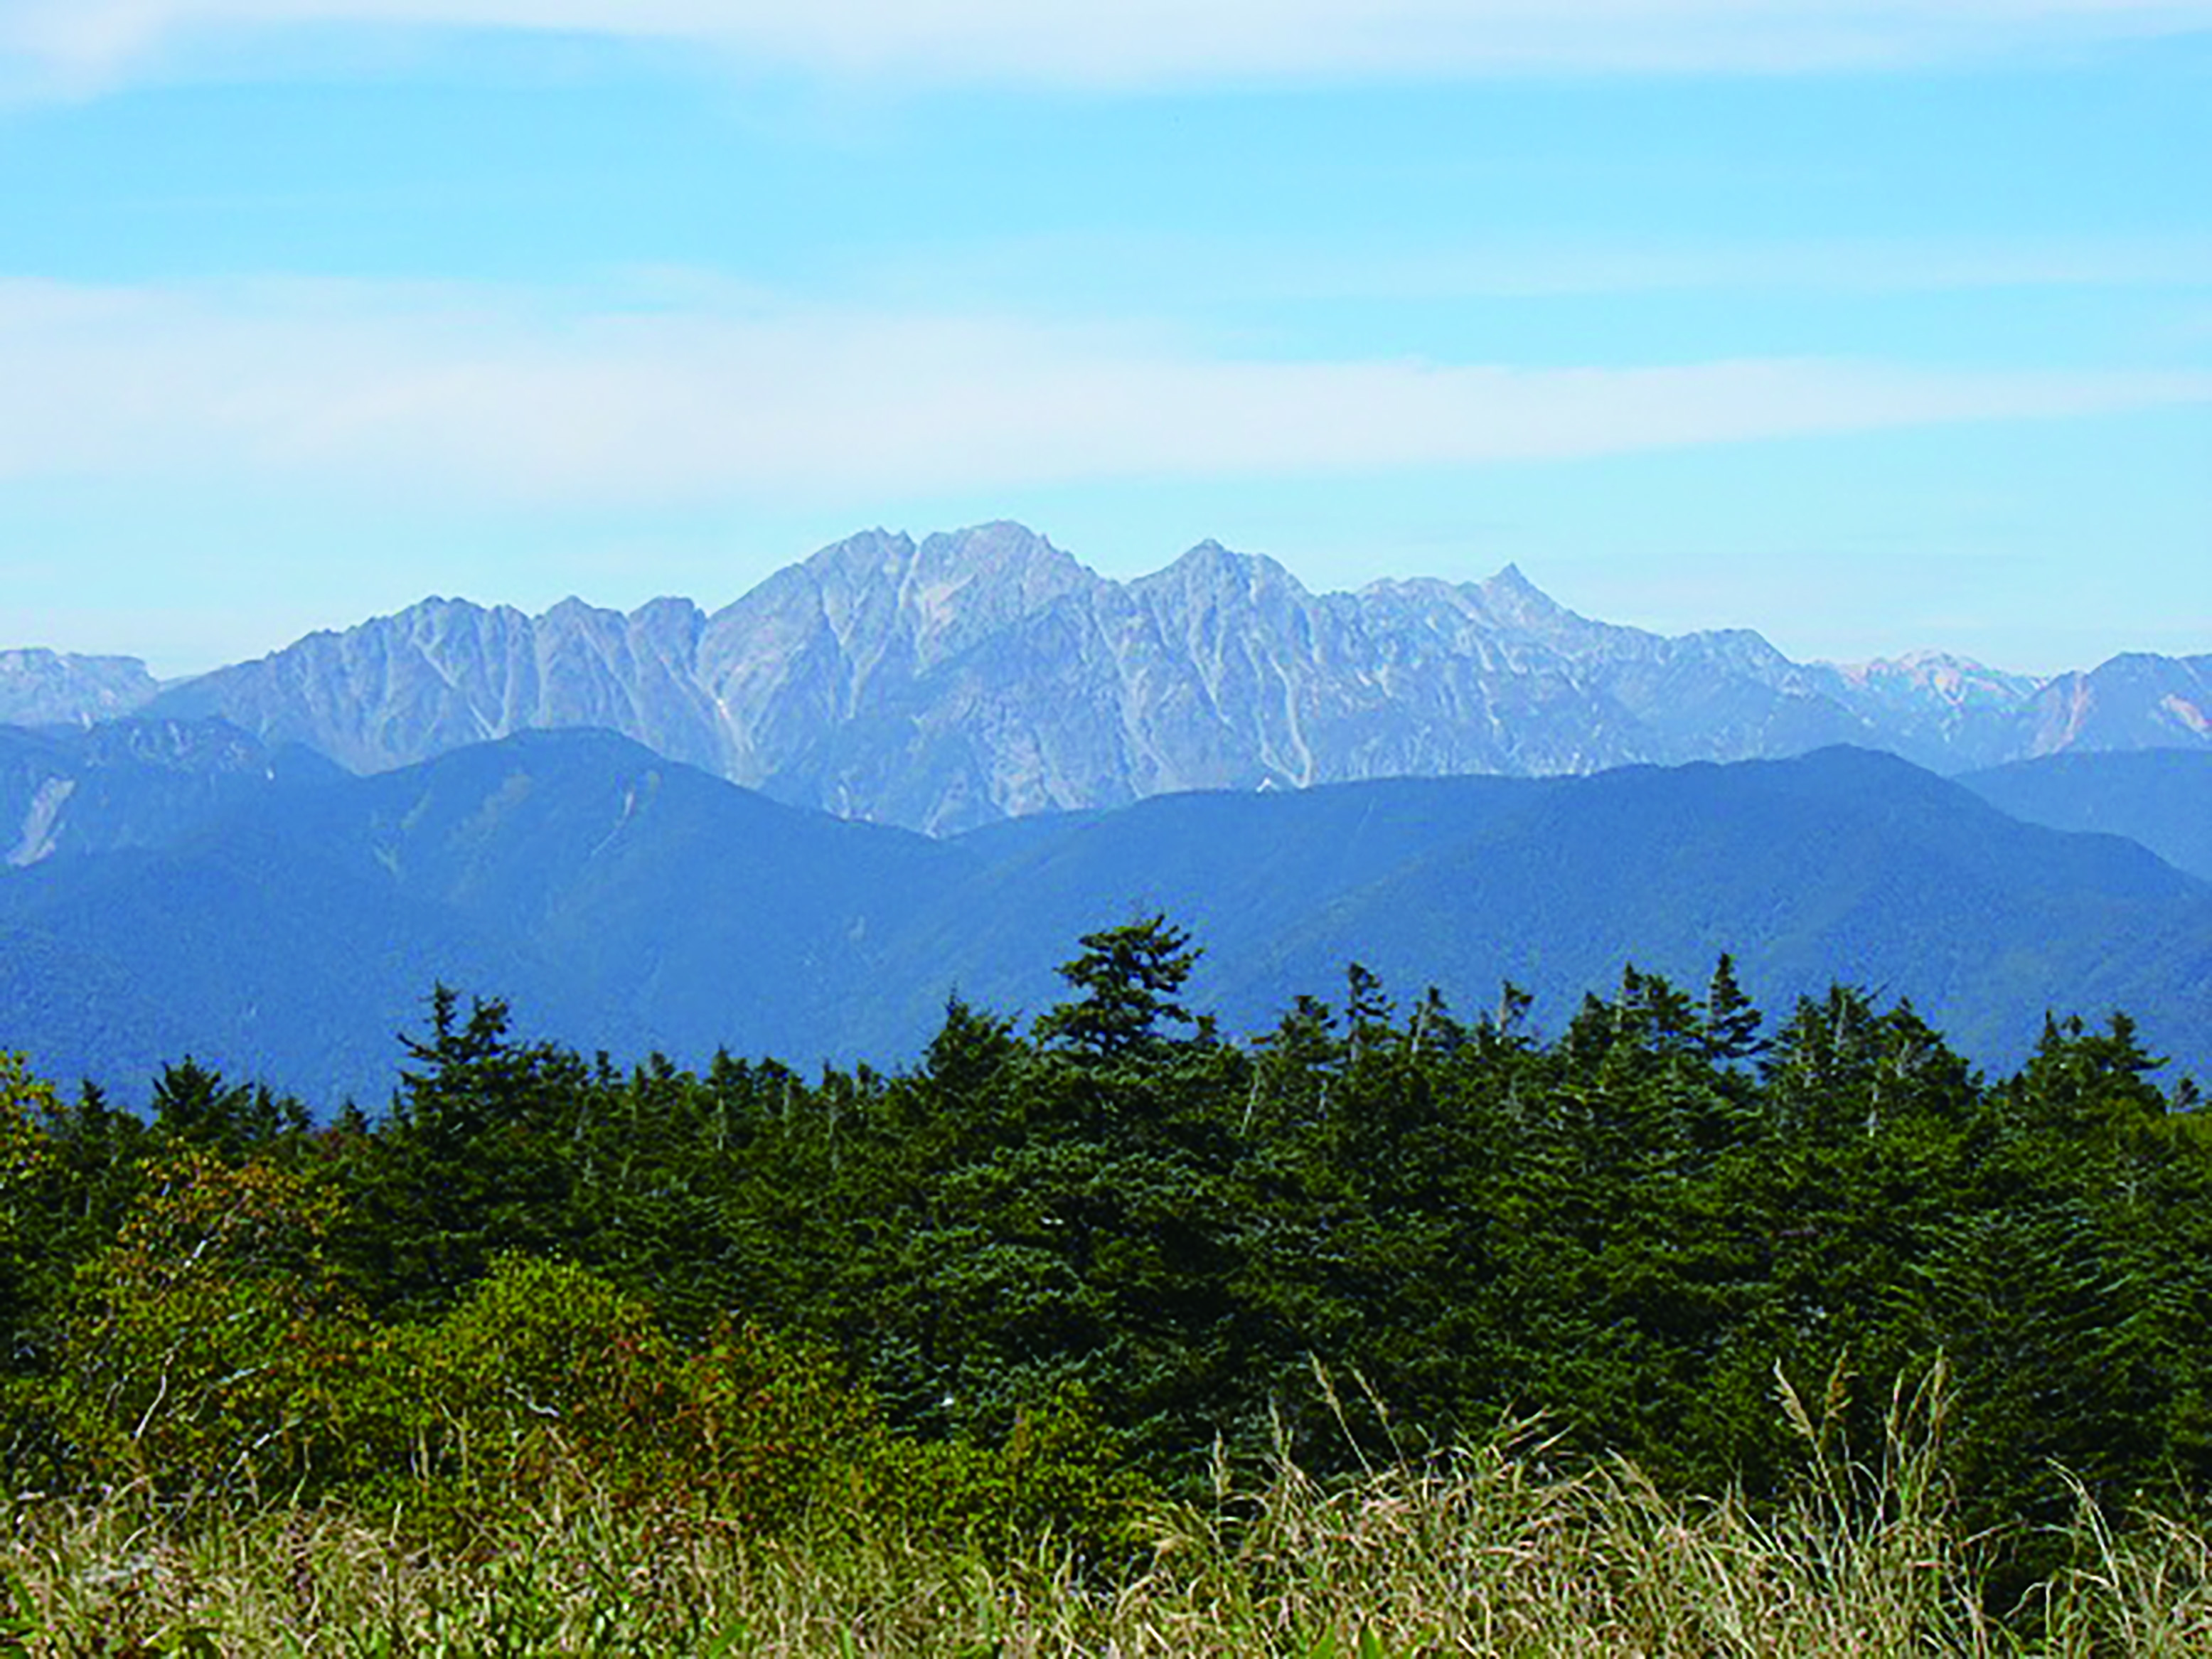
4;917;2212;1651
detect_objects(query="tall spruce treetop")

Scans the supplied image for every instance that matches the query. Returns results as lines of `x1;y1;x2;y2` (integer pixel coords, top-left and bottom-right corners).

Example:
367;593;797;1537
1033;916;1200;1061
149;1057;308;1161
1702;953;1766;1064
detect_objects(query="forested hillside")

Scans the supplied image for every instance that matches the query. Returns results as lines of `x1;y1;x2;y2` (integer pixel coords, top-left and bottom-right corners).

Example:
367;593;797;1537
6;729;2209;1104
6;916;2208;1615
1962;750;2212;884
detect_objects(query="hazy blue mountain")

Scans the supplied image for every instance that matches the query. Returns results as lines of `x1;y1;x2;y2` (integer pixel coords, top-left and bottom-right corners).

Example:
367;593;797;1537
1960;750;2212;885
1797;652;2044;771
878;747;2212;1078
257;727;973;1069
0;823;617;1111
2016;654;2212;755
3;732;2205;1108
0;649;160;727
104;522;2204;834
1;718;342;868
148;594;728;777
0;729;973;1104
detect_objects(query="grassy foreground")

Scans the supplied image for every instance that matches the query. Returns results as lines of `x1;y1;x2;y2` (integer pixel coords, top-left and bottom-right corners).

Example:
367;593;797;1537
4;1370;2210;1657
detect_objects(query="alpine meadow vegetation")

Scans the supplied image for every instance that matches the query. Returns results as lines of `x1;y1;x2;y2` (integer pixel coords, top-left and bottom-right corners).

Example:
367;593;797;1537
4;916;2211;1652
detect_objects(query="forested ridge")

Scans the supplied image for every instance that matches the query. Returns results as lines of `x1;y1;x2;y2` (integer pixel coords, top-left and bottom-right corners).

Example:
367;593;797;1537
14;730;2212;1111
4;917;2210;1604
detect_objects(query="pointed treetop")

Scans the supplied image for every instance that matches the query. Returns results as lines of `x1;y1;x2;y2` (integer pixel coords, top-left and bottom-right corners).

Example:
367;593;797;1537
1034;914;1202;1060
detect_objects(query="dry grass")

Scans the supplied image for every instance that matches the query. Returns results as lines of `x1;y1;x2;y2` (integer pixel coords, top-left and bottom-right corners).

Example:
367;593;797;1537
6;1365;2210;1656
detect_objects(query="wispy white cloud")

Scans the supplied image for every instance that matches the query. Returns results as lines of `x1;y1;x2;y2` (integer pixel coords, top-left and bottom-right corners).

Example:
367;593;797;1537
857;231;2212;317
1299;236;2212;302
5;0;2211;92
2;277;2204;507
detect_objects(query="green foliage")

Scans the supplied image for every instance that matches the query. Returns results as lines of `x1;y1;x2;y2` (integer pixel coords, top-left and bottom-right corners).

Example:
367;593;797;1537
46;1151;383;1498
662;1320;882;1530
334;986;587;1319
9;917;2212;1606
390;1255;882;1537
0;1055;58;1475
0;1054;54;1314
853;1387;1155;1564
149;1057;309;1161
1033;914;1202;1060
0;1069;156;1487
404;1254;674;1493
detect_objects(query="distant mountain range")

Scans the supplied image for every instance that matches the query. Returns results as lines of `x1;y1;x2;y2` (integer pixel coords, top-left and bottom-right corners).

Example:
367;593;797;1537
2;721;2206;1107
0;649;161;730
6;522;2208;834
6;525;2206;1104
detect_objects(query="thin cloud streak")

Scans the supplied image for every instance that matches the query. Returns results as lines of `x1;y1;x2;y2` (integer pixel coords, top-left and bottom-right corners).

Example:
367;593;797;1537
6;0;2212;91
2;278;2206;508
862;232;2212;315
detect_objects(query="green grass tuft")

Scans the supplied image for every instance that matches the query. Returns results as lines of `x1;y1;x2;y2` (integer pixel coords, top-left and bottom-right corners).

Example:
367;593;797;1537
6;1366;2210;1655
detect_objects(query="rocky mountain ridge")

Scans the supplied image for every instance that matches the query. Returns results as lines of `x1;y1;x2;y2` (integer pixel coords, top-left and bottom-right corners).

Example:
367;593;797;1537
0;649;164;729
8;523;2206;833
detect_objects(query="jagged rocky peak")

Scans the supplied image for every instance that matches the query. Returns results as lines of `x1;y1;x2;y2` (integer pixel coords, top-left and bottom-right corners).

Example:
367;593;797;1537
916;519;1085;580
618;595;709;663
908;521;1095;620
2027;652;2212;753
794;526;917;588
220;592;512;676
1461;563;1651;649
1674;626;1800;678
532;596;624;658
1693;624;1785;651
1137;538;1310;607
791;520;1081;592
540;594;612;625
1354;562;1612;661
1829;647;2020;684
737;521;1089;639
1480;561;1550;606
22;520;2203;836
1816;649;2041;714
1360;561;1561;619
395;592;521;640
631;594;705;630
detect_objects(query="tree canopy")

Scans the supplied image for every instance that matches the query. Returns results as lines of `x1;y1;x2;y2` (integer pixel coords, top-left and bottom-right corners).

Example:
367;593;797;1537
1;925;2206;1588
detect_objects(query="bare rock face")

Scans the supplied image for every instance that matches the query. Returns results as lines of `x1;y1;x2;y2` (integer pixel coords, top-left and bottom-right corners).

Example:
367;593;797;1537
146;596;728;779
95;521;2203;834
0;649;161;727
2022;654;2212;757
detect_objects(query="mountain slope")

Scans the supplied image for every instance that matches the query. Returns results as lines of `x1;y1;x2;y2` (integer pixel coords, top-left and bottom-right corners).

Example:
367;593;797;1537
1;718;343;868
149;595;729;777
880;748;2212;1077
265;727;975;1066
0;827;611;1110
0;729;975;1104
2018;654;2212;755
3;734;2204;1107
0;649;161;727
115;522;2204;834
1960;750;2212;885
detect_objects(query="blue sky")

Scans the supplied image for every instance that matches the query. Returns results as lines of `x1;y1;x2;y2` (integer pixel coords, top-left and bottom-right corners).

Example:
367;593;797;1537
1;2;2207;677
